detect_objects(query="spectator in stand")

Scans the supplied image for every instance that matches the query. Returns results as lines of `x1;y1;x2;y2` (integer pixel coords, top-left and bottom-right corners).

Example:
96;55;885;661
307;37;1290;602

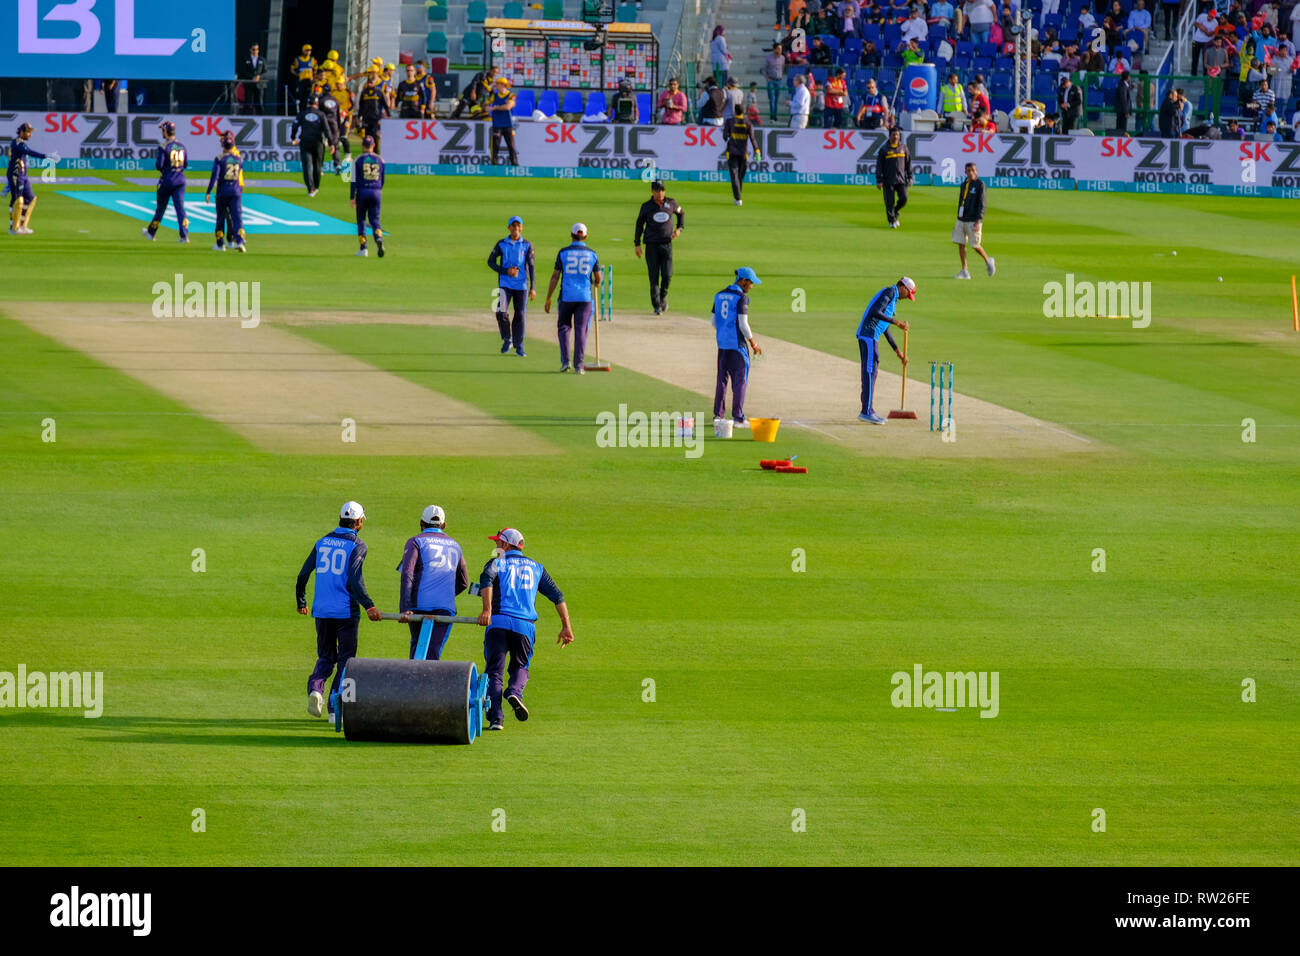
970;106;997;129
790;4;813;35
1193;8;1218;75
1038;113;1058;133
902;37;926;63
862;0;887;23
711;26;731;86
776;0;791;30
1102;15;1124;54
1114;69;1133;132
840;0;861;41
1059;73;1083;130
967;78;991;116
1248;77;1277;118
790;73;813;127
861;39;883;67
1060;43;1082;73
1222;117;1244;138
1205;35;1229;74
1043;0;1062;22
811;74;826;126
1127;0;1152;45
940;72;968;125
698;76;728;125
1158;88;1178;137
1111;48;1132;72
1272;38;1296;105
1042;38;1063;67
968;0;997;45
824;67;850;127
1292;2;1300;46
1176;87;1193;133
784;0;808;29
814;5;835;34
930;0;955;29
1078;4;1096;32
811;36;834;64
724;76;745;115
902;7;930;42
1161;0;1181;41
856;77;892;127
763;43;786;122
658;77;689;124
1264;118;1283;139
1240;55;1266;110
746;82;764;124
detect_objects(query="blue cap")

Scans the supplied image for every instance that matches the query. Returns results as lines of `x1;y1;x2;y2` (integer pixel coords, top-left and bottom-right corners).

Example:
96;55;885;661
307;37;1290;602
735;267;762;285
508;215;523;226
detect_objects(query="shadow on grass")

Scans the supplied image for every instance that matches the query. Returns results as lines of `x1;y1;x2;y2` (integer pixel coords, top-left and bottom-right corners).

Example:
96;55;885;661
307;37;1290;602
3;712;331;746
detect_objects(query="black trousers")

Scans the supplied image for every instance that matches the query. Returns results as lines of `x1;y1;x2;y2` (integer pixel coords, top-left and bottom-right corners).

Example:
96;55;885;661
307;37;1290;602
491;127;518;165
728;154;748;200
881;182;908;223
1114;112;1129;135
299;140;324;191
645;241;673;311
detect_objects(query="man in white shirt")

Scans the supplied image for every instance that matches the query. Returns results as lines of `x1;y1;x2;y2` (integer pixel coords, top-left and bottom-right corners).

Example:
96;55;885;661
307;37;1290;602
902;9;930;44
789;74;811;129
1192;8;1217;75
1079;5;1097;32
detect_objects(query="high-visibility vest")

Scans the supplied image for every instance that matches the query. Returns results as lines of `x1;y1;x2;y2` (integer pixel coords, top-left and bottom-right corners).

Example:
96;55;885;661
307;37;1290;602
940;84;965;113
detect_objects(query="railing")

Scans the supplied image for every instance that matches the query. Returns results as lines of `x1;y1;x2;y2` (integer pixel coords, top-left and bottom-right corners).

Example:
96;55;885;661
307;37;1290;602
665;0;721;86
1173;0;1195;74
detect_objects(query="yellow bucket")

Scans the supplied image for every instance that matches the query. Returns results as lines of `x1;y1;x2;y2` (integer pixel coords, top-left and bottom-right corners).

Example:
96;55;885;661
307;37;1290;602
749;418;780;442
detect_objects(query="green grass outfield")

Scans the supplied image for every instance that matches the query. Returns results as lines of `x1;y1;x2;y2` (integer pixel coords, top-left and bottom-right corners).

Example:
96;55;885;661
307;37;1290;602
0;171;1297;865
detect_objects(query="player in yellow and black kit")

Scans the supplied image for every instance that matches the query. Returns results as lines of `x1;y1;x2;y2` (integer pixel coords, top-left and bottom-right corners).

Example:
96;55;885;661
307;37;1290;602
291;44;318;107
415;61;438;117
874;126;912;229
396;64;426;118
356;73;389;153
721;105;760;206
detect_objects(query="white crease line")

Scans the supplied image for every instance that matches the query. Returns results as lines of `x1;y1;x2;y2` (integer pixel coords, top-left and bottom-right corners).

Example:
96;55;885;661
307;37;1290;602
790;419;843;440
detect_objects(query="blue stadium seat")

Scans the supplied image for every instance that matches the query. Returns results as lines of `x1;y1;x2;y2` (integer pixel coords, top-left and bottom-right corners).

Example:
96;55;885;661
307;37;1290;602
837;50;858;67
973;56;993;71
503;1;524;16
1126;28;1145;52
844;38;863;56
976;42;997;57
787;65;809;91
930;24;948;43
561;90;584;115
512;88;535;116
817;35;841;54
884;25;903;49
428;4;448;22
810;67;829;87
955;40;974;58
616;5;638;22
584;90;608;120
426;31;448;55
883;52;903;69
538;89;559;116
636;92;652;123
463;32;485;56
933;56;949;74
467;1;487;24
863;24;883;45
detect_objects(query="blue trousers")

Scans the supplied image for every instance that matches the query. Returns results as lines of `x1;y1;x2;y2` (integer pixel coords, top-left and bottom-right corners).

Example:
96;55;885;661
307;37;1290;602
407;614;452;661
858;337;879;416
149;183;188;238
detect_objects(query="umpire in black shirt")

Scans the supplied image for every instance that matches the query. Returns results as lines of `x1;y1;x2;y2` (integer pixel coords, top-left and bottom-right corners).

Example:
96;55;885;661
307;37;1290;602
875;127;912;229
634;180;684;315
291;95;327;195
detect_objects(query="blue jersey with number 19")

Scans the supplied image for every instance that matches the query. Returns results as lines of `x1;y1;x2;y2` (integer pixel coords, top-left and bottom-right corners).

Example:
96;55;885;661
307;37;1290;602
478;550;564;638
554;241;600;303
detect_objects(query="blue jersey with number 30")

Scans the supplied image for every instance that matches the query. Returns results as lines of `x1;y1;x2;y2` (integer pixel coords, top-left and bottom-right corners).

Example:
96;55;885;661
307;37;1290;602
307;528;363;618
554;242;600;303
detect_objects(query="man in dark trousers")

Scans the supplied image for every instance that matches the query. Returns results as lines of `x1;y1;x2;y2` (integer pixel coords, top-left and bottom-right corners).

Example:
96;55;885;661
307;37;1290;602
1113;70;1132;135
396;505;469;661
634;180;685;315
875;127;912;229
356;73;389;153
296;501;382;720
291;95;327;196
241;43;266;115
952;163;994;279
856;277;913;424
452;65;497;119
712;267;764;426
722;105;761;206
1059;75;1083;132
350;136;386;258
142;121;189;243
487;215;536;356
317;85;344;174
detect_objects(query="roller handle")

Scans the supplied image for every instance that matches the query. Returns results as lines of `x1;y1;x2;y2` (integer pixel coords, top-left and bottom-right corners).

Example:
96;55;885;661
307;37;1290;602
378;612;484;625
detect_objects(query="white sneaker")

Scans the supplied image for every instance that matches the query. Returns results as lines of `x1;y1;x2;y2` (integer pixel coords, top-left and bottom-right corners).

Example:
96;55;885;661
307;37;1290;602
488;721;504;731
308;189;318;197
308;691;324;717
141;227;155;241
734;198;743;206
19;227;33;234
177;237;189;244
986;257;996;277
212;243;225;251
955;270;971;279
356;247;367;257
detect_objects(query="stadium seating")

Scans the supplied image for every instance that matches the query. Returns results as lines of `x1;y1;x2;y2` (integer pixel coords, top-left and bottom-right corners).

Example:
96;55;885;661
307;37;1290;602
513;88;536;116
636;92;652;123
560;90;584;118
543;0;565;18
427;31;448;54
817;35;841;54
884;25;903;49
429;55;449;73
467;1;487;24
503;1;524;16
616;5;638;22
428;4;448;22
463;31;485;56
537;89;560;116
584;90;608;121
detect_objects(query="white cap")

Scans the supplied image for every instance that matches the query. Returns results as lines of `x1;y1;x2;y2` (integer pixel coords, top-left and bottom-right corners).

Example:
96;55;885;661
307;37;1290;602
899;276;916;291
489;527;524;548
340;500;365;520
421;505;446;525
571;222;587;236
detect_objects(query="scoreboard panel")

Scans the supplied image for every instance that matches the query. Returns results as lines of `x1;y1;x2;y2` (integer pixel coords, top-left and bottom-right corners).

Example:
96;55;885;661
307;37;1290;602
484;19;658;94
